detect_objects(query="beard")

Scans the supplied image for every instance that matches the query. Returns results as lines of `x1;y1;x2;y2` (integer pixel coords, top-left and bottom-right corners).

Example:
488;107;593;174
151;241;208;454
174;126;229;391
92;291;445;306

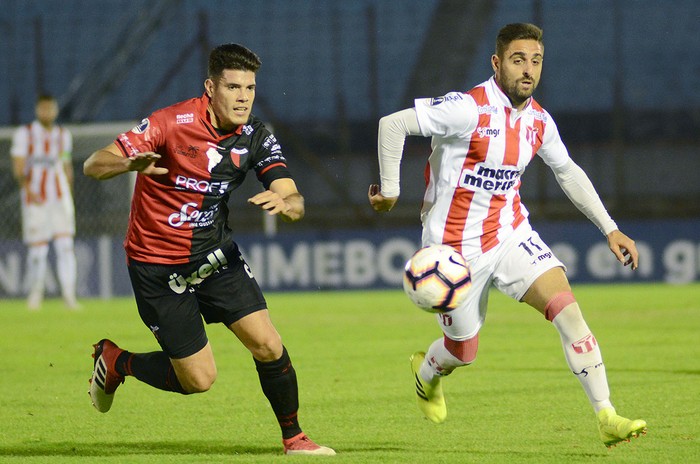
500;76;537;107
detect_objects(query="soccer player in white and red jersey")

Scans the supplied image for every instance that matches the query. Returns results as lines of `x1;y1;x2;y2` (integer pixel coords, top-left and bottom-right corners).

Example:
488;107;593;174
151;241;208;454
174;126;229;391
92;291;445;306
11;95;79;310
369;23;646;448
83;44;334;456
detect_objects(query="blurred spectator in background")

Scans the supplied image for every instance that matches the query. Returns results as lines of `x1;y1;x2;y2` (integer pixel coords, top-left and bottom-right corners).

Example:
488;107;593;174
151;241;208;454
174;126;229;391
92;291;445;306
10;95;79;310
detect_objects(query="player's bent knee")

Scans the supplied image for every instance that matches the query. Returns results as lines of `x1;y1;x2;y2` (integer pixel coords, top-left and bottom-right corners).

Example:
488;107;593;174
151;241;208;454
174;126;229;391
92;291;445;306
247;336;284;362
444;334;479;364
229;311;283;362
172;351;218;394
544;291;577;321
180;370;217;394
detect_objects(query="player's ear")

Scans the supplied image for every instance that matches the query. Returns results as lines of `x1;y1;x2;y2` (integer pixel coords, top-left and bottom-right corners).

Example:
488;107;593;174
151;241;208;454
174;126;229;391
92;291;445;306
491;54;500;73
204;78;214;97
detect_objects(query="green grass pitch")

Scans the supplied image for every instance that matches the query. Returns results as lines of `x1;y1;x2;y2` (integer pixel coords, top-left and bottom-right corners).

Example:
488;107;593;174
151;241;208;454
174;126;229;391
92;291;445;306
0;283;698;463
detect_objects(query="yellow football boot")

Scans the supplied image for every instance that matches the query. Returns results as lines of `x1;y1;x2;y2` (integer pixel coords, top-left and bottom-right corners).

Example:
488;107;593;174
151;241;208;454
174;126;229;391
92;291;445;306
410;351;446;423
597;407;647;448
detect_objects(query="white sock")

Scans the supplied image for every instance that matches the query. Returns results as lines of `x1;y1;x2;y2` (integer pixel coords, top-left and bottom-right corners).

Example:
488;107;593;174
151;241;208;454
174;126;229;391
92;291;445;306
54;236;78;302
551;303;613;413
26;243;49;295
421;338;469;384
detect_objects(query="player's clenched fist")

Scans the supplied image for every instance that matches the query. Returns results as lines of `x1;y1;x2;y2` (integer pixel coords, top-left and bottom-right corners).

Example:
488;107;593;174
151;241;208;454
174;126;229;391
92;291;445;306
368;184;398;212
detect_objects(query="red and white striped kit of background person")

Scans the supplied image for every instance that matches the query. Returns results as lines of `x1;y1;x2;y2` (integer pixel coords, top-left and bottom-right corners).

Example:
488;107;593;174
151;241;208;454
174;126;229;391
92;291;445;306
10;95;79;310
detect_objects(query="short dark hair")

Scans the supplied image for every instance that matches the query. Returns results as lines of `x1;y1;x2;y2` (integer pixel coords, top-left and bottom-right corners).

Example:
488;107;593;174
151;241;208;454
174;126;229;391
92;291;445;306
495;23;543;58
36;94;56;104
208;43;262;79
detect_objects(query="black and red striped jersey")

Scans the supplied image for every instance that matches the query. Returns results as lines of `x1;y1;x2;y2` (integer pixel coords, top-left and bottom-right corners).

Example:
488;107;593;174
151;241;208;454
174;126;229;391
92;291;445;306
114;93;292;264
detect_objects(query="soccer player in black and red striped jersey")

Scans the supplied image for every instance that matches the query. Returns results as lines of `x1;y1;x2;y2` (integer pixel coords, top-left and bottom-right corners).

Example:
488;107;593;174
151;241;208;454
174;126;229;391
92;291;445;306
83;43;334;456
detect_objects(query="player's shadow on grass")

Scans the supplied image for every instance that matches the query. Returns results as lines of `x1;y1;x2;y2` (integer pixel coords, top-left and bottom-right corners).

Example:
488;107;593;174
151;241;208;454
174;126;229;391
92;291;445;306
0;441;281;457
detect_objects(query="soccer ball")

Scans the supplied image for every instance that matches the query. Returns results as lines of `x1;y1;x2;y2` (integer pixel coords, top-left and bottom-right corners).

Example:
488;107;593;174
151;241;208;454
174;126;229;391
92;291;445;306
403;244;472;313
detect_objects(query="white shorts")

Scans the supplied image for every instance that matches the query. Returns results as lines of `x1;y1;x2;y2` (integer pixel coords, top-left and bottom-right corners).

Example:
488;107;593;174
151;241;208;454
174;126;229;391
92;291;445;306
436;222;566;341
22;195;75;244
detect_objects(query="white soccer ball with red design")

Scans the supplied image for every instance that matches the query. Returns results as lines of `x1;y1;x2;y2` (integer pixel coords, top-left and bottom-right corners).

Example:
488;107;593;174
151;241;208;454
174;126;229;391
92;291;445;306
403;245;472;313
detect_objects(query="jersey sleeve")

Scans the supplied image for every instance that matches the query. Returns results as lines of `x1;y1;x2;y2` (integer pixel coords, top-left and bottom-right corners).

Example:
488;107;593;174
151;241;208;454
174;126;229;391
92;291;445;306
10;126;28;158
414;92;478;138
536;111;571;170
115;114;166;158
252;128;292;189
61;128;73;160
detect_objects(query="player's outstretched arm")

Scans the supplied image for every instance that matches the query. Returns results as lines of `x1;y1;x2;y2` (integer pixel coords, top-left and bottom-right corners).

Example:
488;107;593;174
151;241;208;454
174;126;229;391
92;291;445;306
606;229;639;270
248;178;305;222
552;160;638;270
370;108;420;212
83;142;168;180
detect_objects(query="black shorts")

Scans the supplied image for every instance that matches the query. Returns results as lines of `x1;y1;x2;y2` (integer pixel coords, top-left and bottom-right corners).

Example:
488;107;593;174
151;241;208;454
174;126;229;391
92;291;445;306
127;240;267;359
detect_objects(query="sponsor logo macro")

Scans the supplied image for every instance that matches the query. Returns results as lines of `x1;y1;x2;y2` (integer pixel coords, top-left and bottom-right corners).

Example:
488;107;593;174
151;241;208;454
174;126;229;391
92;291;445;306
168;202;220;228
262;134;282;155
459;164;521;193
476;126;500;138
176;113;194;124
174;175;229;195
174;144;199;159
477;104;498;115
168;248;229;294
429;93;464;106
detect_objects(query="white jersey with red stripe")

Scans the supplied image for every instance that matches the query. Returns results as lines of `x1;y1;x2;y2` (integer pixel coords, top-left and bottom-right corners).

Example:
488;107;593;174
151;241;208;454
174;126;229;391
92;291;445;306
11;120;75;243
414;76;570;260
11;120;73;204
